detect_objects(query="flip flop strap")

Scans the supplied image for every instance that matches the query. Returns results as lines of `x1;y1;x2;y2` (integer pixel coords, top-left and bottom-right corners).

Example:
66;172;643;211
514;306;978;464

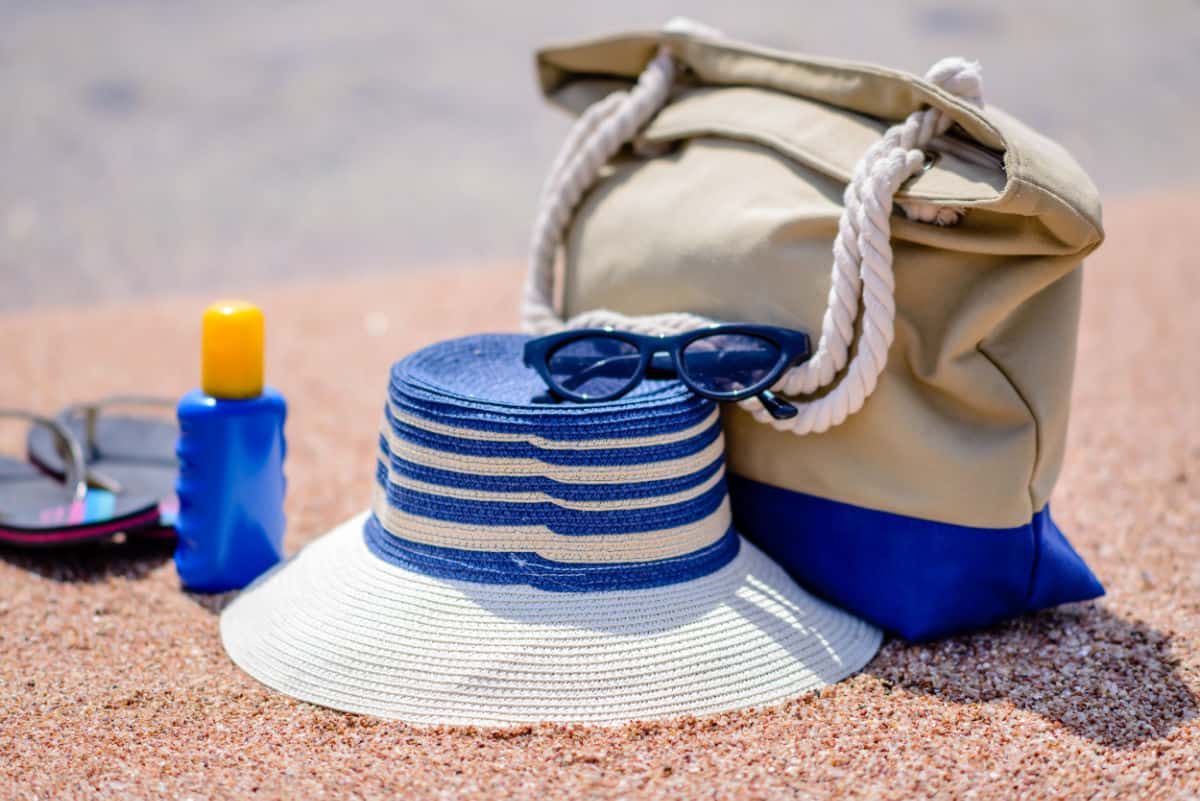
62;395;176;454
0;409;88;504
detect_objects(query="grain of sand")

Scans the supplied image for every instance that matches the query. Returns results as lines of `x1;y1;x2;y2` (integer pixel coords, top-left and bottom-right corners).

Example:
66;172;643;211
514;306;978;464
0;194;1197;800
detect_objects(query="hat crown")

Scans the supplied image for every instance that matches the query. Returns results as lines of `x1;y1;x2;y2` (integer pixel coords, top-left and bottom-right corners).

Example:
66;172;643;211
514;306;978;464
369;335;738;591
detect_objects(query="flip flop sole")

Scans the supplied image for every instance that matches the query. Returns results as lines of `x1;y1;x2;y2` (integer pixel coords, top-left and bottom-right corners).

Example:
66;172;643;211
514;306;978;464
0;455;164;547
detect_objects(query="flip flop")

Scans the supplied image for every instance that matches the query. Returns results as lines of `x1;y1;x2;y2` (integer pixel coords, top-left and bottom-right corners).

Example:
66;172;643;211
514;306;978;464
0;410;164;547
26;396;178;535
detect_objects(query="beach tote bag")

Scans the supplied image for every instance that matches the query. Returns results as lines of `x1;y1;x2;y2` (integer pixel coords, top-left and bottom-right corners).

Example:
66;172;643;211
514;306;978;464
520;22;1106;641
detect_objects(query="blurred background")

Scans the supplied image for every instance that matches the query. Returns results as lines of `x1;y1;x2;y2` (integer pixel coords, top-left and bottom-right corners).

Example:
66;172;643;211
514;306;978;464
2;0;1198;311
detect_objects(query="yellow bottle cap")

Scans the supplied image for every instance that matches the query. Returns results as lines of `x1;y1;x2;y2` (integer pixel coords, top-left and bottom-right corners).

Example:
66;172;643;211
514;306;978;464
202;300;264;399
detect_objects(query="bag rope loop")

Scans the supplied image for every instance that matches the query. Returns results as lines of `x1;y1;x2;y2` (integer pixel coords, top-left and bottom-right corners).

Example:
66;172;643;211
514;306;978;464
520;21;983;435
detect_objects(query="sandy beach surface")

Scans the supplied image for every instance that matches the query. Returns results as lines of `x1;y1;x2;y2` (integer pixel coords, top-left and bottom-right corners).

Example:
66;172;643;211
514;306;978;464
0;192;1197;800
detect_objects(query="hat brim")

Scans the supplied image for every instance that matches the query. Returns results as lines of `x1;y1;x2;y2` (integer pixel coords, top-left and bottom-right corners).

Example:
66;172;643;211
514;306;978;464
220;512;881;726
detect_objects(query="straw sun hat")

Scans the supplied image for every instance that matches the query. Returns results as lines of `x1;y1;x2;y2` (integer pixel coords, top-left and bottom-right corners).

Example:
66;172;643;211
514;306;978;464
220;335;881;726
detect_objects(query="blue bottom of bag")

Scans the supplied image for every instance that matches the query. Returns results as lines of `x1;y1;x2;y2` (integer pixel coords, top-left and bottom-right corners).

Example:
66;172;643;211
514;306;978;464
727;475;1104;641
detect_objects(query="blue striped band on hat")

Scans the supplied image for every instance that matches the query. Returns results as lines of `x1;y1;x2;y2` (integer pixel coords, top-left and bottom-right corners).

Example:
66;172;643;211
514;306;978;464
364;334;741;592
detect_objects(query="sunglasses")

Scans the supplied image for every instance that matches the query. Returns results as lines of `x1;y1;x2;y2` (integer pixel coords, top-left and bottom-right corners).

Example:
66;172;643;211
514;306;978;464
522;324;811;420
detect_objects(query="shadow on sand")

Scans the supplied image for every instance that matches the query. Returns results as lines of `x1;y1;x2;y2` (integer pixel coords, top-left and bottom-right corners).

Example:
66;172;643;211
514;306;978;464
0;531;242;615
866;601;1197;749
0;530;175;583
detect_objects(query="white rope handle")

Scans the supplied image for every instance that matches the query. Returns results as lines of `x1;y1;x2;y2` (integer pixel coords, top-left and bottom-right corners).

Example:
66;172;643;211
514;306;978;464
521;23;983;435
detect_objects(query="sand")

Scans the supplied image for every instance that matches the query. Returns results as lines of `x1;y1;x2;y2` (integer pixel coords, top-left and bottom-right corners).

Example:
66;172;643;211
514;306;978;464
1;194;1197;800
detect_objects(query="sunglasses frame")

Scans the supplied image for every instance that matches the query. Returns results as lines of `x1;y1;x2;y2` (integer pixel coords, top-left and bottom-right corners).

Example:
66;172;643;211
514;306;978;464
522;324;811;406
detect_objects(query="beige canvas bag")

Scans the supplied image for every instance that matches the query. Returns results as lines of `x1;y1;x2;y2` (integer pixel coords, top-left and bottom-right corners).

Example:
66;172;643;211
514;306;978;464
519;22;1105;640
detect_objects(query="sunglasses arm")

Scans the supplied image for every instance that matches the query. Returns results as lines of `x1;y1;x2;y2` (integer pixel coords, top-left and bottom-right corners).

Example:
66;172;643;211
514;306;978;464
757;390;798;420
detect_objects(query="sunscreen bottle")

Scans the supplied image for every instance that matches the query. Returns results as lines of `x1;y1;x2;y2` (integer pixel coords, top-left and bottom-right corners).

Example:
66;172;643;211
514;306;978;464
174;301;287;592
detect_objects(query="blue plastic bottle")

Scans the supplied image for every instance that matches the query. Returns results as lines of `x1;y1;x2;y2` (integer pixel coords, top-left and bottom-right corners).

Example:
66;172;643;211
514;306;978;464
174;300;287;592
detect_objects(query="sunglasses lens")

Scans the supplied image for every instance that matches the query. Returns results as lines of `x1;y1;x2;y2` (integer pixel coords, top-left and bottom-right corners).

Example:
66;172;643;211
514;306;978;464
547;336;641;399
681;333;781;396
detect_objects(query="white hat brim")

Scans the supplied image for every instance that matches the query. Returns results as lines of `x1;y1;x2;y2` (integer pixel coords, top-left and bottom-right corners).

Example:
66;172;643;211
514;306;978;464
220;512;881;726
